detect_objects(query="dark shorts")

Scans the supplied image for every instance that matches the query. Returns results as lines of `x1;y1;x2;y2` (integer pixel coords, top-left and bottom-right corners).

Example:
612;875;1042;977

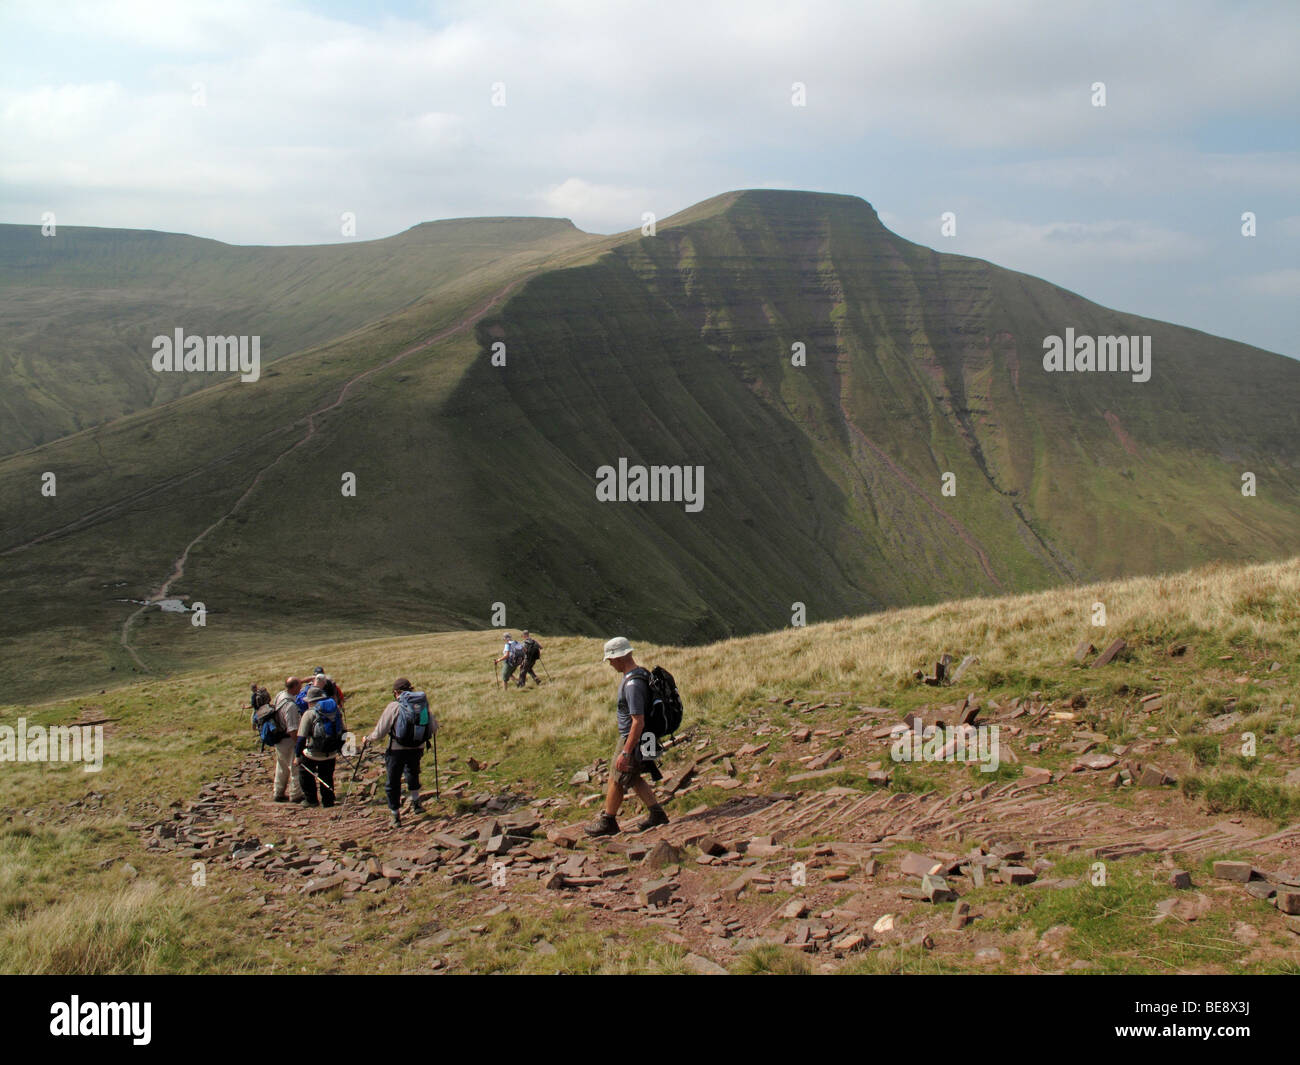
613;742;651;789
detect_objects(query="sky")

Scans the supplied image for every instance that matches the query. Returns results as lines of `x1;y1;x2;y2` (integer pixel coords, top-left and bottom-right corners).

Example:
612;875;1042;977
2;0;1297;355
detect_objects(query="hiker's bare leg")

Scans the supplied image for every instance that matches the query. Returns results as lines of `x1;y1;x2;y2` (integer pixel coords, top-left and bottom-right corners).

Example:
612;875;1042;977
604;778;625;817
631;777;658;809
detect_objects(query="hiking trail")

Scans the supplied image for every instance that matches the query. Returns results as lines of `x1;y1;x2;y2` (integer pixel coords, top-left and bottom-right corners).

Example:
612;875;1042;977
134;689;1300;973
117;280;526;671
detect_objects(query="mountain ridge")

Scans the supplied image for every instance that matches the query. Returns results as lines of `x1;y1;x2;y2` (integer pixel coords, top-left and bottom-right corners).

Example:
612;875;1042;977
1;188;1296;701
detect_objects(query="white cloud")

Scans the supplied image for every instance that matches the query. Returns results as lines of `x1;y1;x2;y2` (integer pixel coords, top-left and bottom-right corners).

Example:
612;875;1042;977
532;178;651;231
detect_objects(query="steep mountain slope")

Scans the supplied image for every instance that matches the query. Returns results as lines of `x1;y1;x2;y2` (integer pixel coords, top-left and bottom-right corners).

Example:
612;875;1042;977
1;190;1297;702
466;190;1299;606
0;218;595;454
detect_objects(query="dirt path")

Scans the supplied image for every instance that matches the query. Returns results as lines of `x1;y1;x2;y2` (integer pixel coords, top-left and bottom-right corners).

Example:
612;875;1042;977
117;279;526;670
142;685;1300;975
144;713;1300;974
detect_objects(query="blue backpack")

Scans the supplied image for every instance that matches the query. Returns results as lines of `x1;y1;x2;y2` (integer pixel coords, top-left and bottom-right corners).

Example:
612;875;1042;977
310;699;344;754
393;691;433;746
250;687;284;747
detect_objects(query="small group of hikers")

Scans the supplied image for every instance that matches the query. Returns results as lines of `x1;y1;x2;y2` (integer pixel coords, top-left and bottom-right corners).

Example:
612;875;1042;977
250;635;679;839
494;630;543;688
251;667;436;828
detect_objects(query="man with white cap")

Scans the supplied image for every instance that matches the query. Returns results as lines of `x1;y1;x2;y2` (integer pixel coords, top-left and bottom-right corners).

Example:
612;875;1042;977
494;633;524;689
585;636;669;837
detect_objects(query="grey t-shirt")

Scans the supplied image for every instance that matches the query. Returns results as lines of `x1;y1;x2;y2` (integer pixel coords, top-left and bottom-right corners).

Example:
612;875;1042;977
617;668;650;739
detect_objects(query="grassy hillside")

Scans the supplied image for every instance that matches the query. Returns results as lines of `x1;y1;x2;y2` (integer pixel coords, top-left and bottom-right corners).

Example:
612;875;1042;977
1;190;1297;703
2;556;1297;974
0;217;596;454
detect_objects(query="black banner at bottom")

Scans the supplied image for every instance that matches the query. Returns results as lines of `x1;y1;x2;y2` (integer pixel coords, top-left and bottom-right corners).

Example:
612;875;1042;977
0;972;1282;1049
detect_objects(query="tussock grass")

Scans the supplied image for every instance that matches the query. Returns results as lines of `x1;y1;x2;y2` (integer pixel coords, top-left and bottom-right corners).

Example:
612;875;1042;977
732;943;813;975
0;880;200;974
1182;772;1300;823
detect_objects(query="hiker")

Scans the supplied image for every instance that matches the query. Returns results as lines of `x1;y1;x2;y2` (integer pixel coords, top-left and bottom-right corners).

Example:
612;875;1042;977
495;633;524;688
294;685;346;807
585;636;669;837
305;666;346;709
360;677;436;828
270;677;305;803
515;629;543;688
293;673;316;712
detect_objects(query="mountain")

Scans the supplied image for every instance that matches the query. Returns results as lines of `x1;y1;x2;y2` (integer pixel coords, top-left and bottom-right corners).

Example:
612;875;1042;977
1;190;1297;701
0;217;594;454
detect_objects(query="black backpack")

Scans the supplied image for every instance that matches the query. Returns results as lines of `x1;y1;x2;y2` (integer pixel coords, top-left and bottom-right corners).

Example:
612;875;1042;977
644;666;683;741
524;638;540;660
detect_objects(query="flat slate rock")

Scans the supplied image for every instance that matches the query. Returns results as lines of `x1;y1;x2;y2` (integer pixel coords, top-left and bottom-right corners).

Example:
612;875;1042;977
1091;638;1127;668
683;953;729;975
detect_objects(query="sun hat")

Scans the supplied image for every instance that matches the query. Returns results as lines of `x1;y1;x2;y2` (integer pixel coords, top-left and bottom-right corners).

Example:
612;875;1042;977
602;636;633;661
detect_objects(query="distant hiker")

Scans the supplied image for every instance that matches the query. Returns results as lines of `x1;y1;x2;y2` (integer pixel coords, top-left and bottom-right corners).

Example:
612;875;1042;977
515;630;543;688
270;677;305;803
294;686;346;807
585;636;669;837
361;677;437;828
306;666;346;709
495;633;524;688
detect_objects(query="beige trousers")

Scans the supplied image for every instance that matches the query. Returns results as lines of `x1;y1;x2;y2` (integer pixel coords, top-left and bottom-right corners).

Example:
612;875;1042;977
274;737;303;800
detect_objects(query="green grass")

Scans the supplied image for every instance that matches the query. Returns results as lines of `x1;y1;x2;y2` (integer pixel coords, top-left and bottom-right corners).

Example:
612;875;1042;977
732;943;814;974
1182;772;1300;822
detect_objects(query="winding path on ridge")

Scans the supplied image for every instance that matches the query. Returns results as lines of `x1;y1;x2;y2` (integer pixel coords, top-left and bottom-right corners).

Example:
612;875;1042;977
118;279;526;671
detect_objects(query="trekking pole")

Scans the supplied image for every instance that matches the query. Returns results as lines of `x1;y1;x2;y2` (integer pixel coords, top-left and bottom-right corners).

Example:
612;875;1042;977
432;732;440;800
541;661;551;682
350;744;369;783
297;760;335;795
337;744;369;812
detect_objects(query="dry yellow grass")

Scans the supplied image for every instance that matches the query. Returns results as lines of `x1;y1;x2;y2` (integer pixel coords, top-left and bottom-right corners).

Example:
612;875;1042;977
144;555;1300;761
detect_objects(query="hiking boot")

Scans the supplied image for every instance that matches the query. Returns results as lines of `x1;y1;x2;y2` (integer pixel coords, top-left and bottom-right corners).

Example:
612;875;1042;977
273;794;288;803
583;812;619;837
389;809;401;828
303;799;320;807
636;805;669;832
410;799;424;816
